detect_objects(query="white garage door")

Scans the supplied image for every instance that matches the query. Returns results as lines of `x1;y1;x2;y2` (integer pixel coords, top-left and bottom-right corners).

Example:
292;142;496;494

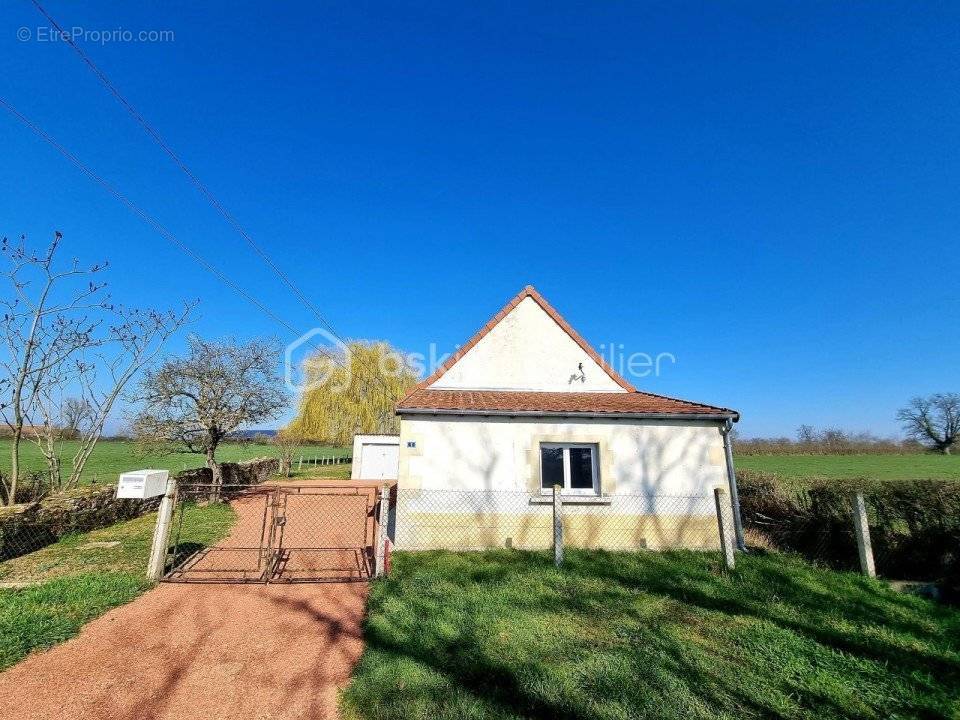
358;442;399;480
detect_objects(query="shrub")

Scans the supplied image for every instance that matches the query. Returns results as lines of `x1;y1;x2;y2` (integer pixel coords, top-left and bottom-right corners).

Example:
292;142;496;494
738;470;960;590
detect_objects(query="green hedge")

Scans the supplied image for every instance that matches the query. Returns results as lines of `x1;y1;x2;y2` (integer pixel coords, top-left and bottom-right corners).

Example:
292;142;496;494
737;470;960;597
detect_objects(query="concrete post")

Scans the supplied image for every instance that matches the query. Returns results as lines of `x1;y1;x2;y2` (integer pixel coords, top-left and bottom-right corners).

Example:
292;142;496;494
714;487;736;571
553;484;564;568
146;475;177;581
374;485;390;577
852;492;876;578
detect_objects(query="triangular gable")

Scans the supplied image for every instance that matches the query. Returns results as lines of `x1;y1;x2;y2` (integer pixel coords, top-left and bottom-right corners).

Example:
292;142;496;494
418;286;636;393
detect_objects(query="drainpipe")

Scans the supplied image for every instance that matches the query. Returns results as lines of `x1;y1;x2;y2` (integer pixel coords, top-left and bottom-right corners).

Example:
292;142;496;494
720;419;746;551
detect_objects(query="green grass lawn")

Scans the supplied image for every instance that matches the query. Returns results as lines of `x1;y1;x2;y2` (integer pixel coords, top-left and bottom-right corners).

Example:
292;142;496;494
342;549;960;720
0;438;350;485
736;453;960;480
0;501;234;670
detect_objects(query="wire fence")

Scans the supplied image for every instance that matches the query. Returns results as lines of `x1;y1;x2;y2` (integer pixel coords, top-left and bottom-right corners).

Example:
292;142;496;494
0;476;957;592
393;489;724;553
742;500;862;573
166;482;380;583
295;454;352;471
738;477;960;586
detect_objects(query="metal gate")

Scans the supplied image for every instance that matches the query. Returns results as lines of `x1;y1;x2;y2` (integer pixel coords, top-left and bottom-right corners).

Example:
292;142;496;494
163;483;380;583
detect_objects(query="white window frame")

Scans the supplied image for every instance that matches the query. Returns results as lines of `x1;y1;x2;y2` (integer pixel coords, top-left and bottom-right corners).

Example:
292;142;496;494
539;442;600;495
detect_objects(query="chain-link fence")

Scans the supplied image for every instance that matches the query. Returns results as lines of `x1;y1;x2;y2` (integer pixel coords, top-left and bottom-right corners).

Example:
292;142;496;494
738;474;960;591
165;483;381;583
393;488;725;553
2;469;957;593
741;494;861;573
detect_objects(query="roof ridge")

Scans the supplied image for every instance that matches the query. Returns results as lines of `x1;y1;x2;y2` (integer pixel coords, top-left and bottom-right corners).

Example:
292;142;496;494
413;285;636;393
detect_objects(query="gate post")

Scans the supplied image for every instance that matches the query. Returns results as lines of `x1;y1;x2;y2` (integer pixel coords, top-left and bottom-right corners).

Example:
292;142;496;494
374;484;391;577
147;475;177;581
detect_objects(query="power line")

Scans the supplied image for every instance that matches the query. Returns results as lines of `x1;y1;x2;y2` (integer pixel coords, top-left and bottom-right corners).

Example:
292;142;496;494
28;0;354;354
26;0;402;399
0;95;361;387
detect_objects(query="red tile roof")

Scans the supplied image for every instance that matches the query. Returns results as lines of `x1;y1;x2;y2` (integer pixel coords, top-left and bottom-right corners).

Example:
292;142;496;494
416;285;636;392
399;285;739;421
397;388;738;419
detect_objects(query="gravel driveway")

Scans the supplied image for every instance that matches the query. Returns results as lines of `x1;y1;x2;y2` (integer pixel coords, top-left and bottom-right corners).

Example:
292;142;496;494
0;581;367;720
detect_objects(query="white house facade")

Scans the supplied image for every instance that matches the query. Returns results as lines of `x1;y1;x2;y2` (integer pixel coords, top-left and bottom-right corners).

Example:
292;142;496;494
394;286;740;551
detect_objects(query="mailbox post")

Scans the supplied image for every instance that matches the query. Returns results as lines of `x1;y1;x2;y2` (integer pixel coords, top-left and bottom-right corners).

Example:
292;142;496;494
146;474;177;581
117;470;174;582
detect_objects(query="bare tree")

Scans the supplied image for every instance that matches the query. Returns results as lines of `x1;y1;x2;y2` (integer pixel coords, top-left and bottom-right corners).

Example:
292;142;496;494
273;428;303;478
0;232;109;504
132;337;287;489
21;306;194;494
897;393;960;455
0;233;194;502
61;397;93;439
796;424;816;444
71;306;195;487
23;355;73;491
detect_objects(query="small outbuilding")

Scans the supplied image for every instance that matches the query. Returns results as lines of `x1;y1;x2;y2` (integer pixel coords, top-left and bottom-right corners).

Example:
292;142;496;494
351;434;400;481
393;285;741;551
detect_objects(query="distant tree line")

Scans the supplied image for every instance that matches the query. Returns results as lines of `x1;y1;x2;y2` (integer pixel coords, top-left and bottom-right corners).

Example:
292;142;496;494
735;392;959;456
733;425;925;456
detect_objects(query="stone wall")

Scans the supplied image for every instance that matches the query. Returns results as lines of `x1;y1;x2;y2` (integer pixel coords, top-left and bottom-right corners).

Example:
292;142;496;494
0;485;160;561
0;458;281;561
174;457;280;487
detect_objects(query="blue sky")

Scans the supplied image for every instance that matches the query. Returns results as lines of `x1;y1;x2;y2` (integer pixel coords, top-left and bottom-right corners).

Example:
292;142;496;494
2;1;958;437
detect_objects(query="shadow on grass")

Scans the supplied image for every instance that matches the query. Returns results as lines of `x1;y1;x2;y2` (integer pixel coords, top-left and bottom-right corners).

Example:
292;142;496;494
563;548;960;680
165;542;206;574
343;549;960;720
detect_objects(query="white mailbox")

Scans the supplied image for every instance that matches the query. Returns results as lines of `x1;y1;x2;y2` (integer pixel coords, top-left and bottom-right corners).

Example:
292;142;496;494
116;469;170;499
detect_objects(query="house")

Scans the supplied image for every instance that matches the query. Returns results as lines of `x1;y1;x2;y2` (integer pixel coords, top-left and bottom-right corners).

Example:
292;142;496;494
393;285;741;551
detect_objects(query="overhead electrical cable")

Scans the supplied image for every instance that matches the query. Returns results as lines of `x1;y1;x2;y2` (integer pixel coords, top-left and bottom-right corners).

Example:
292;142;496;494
0;96;361;386
28;0;398;397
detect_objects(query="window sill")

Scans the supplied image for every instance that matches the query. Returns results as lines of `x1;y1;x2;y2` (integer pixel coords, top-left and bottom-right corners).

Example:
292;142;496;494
529;495;612;506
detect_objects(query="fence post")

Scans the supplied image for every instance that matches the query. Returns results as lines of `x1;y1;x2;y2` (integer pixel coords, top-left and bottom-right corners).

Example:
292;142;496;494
374;484;391;577
146;475;177;581
714;487;736;570
553;484;564;567
852;492;876;578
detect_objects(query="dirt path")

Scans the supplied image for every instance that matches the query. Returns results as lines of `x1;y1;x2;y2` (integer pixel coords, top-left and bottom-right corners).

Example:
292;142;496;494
0;485;374;720
0;581;367;720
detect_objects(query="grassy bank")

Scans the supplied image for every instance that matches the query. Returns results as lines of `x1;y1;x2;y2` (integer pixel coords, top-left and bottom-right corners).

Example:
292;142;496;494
736;453;960;480
343;549;960;720
0;439;350;486
0;502;233;669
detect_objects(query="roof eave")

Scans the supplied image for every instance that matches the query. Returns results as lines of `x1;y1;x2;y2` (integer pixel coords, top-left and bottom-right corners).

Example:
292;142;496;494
396;407;740;422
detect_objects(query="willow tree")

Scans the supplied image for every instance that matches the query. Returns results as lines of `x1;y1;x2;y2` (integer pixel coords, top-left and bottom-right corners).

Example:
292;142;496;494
287;341;417;445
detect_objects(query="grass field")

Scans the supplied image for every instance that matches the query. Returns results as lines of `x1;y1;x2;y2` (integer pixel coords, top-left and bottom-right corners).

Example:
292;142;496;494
343;549;960;720
0;438;350;486
0;502;234;669
736;453;960;480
